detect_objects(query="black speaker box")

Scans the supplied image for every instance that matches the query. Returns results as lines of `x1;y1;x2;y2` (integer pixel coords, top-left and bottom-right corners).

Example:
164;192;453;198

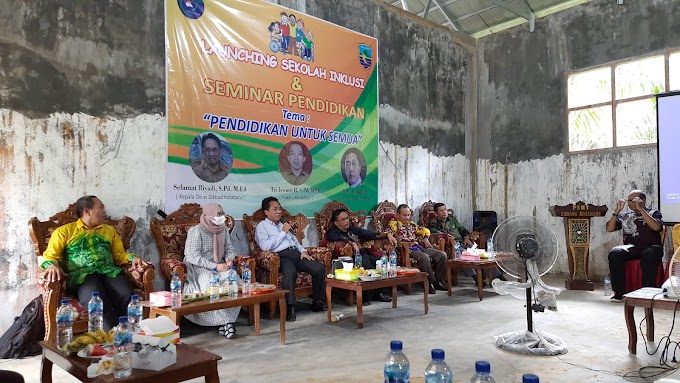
473;210;497;236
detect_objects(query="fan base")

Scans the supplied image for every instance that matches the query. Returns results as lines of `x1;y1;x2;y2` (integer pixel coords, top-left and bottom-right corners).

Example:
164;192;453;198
495;330;568;356
565;279;594;291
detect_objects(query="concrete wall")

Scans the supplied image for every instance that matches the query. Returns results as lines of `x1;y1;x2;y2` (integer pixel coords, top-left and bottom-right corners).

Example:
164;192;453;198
0;0;473;331
476;0;680;276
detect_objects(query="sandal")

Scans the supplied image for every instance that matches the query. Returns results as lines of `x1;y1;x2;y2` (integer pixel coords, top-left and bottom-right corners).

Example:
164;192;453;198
218;323;236;339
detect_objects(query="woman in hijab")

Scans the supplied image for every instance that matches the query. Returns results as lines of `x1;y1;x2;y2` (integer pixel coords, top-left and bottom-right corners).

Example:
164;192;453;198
183;203;241;338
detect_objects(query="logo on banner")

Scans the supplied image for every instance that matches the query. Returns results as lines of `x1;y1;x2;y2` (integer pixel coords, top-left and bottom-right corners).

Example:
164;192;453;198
178;0;204;19
358;44;372;69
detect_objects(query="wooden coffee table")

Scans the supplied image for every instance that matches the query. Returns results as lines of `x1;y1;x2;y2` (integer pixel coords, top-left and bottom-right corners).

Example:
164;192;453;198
446;258;500;300
325;272;429;329
40;341;221;383
148;289;287;345
624;287;678;355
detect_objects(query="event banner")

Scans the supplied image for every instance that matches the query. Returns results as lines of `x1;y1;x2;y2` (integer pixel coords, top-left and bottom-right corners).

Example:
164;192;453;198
165;0;379;217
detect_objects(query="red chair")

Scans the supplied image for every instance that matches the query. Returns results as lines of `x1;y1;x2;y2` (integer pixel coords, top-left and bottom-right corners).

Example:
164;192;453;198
623;228;667;293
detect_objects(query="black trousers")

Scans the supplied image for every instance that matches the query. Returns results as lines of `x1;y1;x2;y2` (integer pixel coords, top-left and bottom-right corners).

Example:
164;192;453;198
69;272;132;330
277;248;326;305
608;245;663;296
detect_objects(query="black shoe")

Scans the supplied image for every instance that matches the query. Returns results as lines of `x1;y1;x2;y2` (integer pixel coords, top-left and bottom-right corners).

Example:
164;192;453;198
362;298;372;306
434;280;447;291
286;306;296;321
429;283;437;294
374;292;392;302
311;300;325;312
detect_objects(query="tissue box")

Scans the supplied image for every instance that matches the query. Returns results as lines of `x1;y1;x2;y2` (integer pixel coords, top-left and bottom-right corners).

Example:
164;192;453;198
461;251;480;261
149;291;172;306
335;269;360;281
132;344;176;371
138;327;180;345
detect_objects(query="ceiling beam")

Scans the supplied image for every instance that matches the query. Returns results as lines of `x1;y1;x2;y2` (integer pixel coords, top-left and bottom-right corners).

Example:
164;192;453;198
431;0;462;32
423;0;433;19
487;0;536;32
400;0;409;11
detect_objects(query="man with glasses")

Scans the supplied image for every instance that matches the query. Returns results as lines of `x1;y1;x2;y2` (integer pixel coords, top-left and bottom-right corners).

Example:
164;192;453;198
326;208;395;303
191;133;230;183
606;189;664;302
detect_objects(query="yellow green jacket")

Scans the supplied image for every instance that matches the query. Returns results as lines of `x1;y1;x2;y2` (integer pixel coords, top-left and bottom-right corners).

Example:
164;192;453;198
40;219;135;286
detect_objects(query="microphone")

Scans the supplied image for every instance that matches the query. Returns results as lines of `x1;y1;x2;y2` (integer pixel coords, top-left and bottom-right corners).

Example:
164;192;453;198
157;210;168;219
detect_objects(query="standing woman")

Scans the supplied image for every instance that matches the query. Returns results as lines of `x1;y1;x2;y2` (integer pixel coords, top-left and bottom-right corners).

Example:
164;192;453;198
183;204;241;338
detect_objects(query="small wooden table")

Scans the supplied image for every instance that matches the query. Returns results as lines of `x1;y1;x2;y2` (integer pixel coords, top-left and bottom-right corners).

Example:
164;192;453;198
325;272;429;329
624;287;678;355
446;258;500;300
40;341;221;383
148;289;287;345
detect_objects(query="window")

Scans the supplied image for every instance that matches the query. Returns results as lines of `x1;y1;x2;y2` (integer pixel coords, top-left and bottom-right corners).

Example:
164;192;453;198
567;51;679;152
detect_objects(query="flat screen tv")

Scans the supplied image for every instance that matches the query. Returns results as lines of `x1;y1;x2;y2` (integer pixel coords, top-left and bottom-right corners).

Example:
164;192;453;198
657;91;680;225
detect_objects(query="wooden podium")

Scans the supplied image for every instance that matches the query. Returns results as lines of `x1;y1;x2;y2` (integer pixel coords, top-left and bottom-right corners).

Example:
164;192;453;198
549;202;608;290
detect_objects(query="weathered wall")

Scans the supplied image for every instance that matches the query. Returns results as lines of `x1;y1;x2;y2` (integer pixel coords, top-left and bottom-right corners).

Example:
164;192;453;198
477;0;680;277
0;0;473;332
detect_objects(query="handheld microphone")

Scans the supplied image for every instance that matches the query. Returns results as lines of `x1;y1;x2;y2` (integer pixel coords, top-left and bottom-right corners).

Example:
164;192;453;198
157;210;168;219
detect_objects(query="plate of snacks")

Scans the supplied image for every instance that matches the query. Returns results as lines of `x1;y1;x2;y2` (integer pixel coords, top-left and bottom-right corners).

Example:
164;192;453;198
77;343;113;359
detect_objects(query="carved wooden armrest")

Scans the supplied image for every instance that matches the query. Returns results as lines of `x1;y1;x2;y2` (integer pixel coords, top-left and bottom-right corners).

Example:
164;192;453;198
233;255;256;277
307;247;332;273
160;258;187;284
125;262;155;298
254;250;281;286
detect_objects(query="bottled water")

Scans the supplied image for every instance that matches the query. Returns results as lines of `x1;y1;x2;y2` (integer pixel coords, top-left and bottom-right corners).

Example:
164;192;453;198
389;250;398;277
210;268;221;301
56;299;73;352
468;361;496;383
113;316;132;379
425;349;452;383
486;238;494;252
380;253;388;278
170;273;182;308
454;242;462;259
522;374;539;383
242;264;252;296
227;266;239;298
127;294;142;332
384;340;410;383
603;275;612;296
88;291;104;333
355;250;363;269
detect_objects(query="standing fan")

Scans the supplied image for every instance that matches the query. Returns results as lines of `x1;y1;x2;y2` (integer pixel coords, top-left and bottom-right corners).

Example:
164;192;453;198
661;247;680;299
490;215;567;356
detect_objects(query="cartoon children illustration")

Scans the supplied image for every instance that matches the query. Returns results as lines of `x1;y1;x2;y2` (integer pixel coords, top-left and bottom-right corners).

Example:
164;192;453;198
296;19;306;58
288;14;298;56
302;30;314;61
268;21;282;52
279;12;290;54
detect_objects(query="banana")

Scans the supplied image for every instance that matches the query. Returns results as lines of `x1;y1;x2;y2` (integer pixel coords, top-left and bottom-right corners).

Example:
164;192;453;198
76;335;96;346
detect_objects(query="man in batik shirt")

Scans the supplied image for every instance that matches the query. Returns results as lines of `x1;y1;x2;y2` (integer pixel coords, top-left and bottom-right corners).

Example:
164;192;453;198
41;195;149;329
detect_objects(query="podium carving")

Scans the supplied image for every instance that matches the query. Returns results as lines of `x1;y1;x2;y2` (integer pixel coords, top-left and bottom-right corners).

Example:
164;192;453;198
549;202;608;290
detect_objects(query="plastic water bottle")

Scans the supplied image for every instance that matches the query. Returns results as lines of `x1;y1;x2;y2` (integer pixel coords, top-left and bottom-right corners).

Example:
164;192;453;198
603;275;612;296
468;361;496;383
486;238;494;252
522;374;539;383
355;249;363;269
227;266;239;298
425;349;453;383
113;316;132;379
389;250;398;277
127;294;142;332
381;253;389;277
170;273;182;308
242;264;252;296
56;299;73;352
454;242;462;259
384;340;410;383
88;291;103;333
210;268;220;301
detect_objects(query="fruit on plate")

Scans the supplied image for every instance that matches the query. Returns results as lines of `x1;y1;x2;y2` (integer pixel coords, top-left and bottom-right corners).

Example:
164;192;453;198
85;343;110;357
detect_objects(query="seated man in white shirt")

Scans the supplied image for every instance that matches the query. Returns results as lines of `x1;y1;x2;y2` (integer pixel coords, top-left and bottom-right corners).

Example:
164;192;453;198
255;196;326;321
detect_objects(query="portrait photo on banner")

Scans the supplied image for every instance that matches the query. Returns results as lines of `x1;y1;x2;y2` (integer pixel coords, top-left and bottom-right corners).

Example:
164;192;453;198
279;141;313;186
189;132;233;183
341;147;366;188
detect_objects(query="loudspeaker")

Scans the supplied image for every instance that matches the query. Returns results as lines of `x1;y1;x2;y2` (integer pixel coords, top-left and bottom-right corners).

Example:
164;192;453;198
473;210;497;237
